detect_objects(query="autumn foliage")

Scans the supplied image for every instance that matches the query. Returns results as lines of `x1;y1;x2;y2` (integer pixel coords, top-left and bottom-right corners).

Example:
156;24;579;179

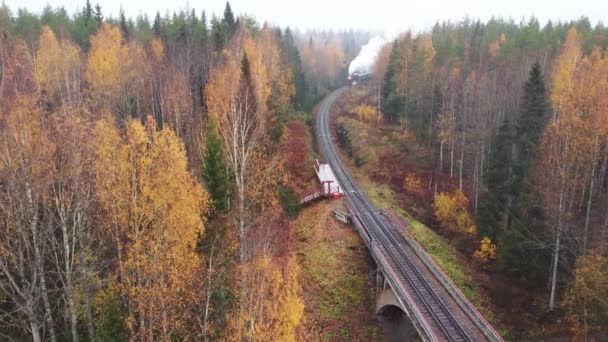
404;173;424;196
563;252;608;339
433;190;476;235
0;3;316;340
473;237;498;264
93;116;208;339
352;104;381;125
228;256;304;341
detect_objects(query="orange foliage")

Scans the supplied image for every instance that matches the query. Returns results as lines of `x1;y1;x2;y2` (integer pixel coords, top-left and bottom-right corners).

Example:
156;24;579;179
282;118;312;187
404;173;424;195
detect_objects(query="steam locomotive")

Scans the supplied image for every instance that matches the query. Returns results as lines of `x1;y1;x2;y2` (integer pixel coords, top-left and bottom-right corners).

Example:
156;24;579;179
347;71;372;86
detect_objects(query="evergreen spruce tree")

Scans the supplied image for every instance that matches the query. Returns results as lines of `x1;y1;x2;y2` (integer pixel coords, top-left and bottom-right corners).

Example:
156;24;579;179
153;11;161;37
222;2;236;33
496;62;549;283
203;119;230;214
514;62;547;192
119;8;129;39
477;63;549;282
83;0;93;24
201;10;208;45
281;27;307;109
381;40;402;123
478;119;514;238
93;4;103;26
211;15;227;53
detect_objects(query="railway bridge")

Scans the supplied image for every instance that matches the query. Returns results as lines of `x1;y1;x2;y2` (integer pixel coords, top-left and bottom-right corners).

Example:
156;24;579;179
315;88;503;342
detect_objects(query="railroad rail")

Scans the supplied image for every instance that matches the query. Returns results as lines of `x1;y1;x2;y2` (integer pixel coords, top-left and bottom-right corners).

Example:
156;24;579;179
315;88;503;342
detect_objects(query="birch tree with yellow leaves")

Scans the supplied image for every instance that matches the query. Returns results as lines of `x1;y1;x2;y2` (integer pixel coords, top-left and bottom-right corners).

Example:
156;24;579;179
86;23;128;111
35;26;81;107
206;35;271;262
93;116;208;339
0;97;57;342
228;256;303;341
541;27;608;310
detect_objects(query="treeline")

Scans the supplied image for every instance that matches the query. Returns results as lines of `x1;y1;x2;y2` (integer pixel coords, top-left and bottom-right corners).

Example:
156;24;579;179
0;1;355;340
375;17;608;336
297;29;372;108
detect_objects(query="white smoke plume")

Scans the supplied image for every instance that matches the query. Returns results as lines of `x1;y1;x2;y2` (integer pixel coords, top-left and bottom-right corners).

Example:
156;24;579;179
348;36;388;76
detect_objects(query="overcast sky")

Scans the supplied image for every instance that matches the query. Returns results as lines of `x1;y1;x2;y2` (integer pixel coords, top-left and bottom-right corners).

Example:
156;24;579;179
6;0;607;33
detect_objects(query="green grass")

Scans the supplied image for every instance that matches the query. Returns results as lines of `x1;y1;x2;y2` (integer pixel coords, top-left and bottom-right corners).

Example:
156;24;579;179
294;204;379;340
299;237;366;320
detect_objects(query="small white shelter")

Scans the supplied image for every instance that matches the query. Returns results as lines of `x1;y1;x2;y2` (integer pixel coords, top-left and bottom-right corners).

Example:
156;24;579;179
314;160;343;198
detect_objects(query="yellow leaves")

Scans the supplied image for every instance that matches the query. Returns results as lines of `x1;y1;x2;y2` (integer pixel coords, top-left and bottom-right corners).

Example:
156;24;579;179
36;26;62;91
473;237;497;264
229;256;304;341
86;23;127;103
149;37;164;63
206;51;240;124
541;26;608;221
433;190;476;235
35;26;80;99
417;33;436;72
0;96;54;185
488;33;506;59
258;26;295;112
551;27;583;114
352;104;381;125
93;115;208;339
562;251;608;339
244;36;270;110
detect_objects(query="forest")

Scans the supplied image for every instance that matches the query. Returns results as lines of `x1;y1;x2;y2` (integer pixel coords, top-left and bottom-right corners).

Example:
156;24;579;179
2;0;608;340
0;2;371;340
365;16;608;338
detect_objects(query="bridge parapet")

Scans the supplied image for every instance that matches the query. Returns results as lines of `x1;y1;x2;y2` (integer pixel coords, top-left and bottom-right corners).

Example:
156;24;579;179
385;211;504;342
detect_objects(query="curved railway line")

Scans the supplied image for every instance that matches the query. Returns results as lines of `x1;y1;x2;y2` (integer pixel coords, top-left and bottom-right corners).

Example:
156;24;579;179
315;88;503;342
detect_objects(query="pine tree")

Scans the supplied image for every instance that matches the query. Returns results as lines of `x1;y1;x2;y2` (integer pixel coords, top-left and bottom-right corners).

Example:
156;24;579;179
203;119;230;214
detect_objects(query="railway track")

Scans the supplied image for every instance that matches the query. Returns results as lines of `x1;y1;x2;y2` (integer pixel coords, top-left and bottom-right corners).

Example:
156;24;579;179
315;88;502;342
